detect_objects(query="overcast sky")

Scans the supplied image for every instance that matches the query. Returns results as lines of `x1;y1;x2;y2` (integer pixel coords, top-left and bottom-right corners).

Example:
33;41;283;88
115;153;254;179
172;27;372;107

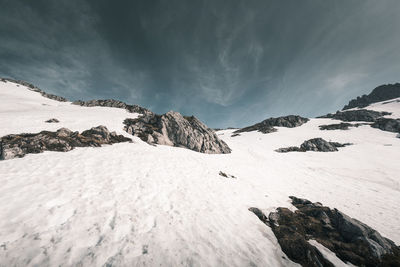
1;0;400;128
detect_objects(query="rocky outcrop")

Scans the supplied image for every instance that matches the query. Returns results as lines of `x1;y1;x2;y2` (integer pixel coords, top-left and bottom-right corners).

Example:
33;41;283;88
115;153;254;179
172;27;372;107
123;111;231;154
343;83;400;110
276;138;350;153
318;109;391;122
0;126;131;160
1;78;67;102
45;118;60;123
249;196;400;267
371;118;400;133
319;122;368;130
72;99;152;115
234;115;309;134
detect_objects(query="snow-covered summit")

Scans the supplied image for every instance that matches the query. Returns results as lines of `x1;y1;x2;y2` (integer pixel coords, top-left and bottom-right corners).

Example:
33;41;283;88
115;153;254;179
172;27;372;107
1;79;400;266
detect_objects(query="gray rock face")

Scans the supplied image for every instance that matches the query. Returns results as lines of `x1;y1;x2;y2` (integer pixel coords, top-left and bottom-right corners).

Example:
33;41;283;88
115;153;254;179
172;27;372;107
276;138;350;153
318;109;391;122
371;118;400;133
123;111;231;154
0;126;131;160
249;196;400;267
72;99;152;115
343;83;400;110
319;122;368;130
234;115;309;134
2;78;67;102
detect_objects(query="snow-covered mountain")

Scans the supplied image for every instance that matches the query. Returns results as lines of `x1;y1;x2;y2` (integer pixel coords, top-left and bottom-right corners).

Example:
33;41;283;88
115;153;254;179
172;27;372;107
1;79;400;266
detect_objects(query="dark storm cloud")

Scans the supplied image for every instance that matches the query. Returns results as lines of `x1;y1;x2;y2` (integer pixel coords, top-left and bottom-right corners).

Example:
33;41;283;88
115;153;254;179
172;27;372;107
1;0;400;127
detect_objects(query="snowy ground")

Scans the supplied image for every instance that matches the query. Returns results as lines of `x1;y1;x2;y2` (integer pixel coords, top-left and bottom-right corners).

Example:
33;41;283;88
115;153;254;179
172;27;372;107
1;81;399;266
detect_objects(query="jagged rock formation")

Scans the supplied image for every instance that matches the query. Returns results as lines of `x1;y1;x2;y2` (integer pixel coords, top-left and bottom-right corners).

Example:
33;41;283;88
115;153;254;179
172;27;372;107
72;99;152;115
1;78;67;102
249;196;400;267
319;109;391;122
319;122;368;130
0;126;131;160
123;111;231;154
276;138;350;153
343;83;400;110
371;118;400;133
234;115;309;134
45;118;60;123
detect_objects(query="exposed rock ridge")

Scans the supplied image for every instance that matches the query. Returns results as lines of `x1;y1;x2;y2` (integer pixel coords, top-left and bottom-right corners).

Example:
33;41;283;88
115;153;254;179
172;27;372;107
343;83;400;110
276;138;351;153
249;196;400;267
318;109;391;122
123;111;231;154
0;126;131;160
1;77;67;102
72;99;152;115
234;115;309;134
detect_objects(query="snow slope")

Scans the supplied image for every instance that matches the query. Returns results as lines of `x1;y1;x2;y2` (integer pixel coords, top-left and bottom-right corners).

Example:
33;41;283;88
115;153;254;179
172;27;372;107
1;81;400;266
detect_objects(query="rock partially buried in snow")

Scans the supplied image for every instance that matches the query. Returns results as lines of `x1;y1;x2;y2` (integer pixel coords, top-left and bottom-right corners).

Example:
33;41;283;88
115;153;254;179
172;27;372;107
234;115;309;134
319;122;368;130
45;118;60;123
318;109;391;122
0;126;131;160
371;118;400;133
249;196;400;267
276;138;351;153
123;111;231;154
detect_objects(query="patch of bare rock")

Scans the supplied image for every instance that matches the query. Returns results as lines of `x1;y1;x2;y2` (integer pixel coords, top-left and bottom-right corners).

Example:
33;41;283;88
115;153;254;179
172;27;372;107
233;115;309;134
371;118;400;134
123;111;231;154
249;196;400;267
218;171;236;179
276;138;351;153
45;118;60;123
0;126;131;160
319;122;368;130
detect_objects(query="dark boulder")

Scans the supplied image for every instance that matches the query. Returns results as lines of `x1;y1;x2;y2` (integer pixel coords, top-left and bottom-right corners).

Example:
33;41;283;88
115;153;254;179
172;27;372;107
123;111;231;154
250;196;400;267
234;115;309;134
276;138;351;153
343;83;400;110
0;126;131;160
318;109;391;122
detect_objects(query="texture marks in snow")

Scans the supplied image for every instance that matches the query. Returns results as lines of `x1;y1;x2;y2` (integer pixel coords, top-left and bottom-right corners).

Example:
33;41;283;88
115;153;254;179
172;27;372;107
1;81;400;266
